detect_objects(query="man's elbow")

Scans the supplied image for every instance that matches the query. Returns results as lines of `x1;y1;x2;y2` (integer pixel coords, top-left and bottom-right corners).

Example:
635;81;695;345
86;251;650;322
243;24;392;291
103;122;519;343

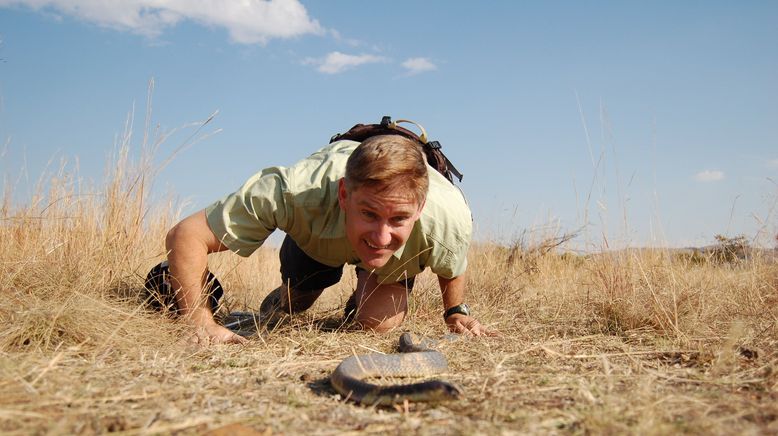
165;221;185;252
166;211;226;255
165;217;205;253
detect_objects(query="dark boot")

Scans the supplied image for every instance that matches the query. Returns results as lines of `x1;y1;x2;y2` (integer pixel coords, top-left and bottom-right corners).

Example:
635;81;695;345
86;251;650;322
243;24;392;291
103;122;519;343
258;285;323;328
143;261;223;315
343;291;358;324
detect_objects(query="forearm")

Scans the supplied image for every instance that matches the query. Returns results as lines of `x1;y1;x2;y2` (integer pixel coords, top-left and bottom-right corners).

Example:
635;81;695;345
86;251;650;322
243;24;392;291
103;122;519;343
438;273;467;311
165;210;226;325
167;239;212;323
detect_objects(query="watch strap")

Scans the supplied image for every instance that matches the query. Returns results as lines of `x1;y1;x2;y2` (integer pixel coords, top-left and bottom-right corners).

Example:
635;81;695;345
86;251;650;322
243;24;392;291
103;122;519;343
444;303;470;320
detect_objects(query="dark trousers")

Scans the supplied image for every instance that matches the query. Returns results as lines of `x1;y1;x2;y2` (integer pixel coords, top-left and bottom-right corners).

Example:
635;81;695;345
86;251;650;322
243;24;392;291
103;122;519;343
144;235;416;313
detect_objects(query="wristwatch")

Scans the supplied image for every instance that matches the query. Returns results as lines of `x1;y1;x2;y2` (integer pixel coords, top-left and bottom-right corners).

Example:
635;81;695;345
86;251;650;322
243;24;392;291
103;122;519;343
444;303;470;320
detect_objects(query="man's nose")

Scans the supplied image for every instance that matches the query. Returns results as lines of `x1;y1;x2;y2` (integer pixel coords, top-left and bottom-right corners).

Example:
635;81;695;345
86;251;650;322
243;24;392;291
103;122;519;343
373;222;392;246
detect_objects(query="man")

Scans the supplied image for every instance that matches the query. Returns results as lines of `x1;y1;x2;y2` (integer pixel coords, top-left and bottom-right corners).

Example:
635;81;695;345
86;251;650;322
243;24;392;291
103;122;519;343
160;134;493;344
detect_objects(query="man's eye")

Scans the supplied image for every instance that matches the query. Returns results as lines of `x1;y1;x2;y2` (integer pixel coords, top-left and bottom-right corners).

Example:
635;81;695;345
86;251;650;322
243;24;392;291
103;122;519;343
391;216;409;225
362;211;377;220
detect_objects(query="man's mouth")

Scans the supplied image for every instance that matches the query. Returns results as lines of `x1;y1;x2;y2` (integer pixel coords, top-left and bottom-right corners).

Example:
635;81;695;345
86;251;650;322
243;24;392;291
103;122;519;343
364;240;390;250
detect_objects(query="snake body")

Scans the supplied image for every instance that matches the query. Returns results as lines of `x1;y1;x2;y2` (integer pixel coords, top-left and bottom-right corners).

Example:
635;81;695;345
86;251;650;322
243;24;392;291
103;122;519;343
330;332;462;405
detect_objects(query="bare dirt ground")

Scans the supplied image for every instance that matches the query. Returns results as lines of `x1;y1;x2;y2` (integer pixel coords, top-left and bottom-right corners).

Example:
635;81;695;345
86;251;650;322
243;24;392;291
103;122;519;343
2;241;776;435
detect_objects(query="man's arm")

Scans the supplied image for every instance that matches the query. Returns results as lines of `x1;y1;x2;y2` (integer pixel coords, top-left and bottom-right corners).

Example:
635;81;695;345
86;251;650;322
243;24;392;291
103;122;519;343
439;273;497;336
165;209;246;344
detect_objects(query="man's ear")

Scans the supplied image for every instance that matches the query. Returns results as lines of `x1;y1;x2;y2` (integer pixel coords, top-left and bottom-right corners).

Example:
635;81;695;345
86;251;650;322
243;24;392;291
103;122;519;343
338;178;348;210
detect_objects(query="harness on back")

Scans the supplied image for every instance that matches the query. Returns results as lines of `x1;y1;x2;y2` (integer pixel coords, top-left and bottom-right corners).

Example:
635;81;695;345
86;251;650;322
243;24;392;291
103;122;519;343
330;116;463;185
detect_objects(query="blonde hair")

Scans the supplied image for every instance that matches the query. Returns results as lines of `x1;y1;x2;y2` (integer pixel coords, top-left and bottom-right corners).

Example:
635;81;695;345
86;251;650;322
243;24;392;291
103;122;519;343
345;135;429;204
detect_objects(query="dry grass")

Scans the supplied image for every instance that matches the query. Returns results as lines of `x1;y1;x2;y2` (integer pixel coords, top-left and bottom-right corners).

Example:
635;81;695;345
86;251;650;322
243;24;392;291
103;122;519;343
1;136;777;435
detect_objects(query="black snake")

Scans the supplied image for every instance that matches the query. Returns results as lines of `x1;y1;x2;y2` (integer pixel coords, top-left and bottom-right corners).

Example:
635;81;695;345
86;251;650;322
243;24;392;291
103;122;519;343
330;332;462;406
221;314;462;405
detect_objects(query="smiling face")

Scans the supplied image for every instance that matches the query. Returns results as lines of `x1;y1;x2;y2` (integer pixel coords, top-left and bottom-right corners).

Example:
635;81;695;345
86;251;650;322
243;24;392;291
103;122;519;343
338;178;425;269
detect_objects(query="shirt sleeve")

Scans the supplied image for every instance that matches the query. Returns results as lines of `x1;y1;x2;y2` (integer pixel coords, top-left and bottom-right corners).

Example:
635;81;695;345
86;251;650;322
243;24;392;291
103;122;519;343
421;178;473;279
205;167;291;257
426;233;470;279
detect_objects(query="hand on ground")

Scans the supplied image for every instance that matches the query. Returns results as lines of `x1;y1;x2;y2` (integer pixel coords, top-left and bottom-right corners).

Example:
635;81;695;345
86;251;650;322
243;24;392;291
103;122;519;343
187;322;248;346
446;314;499;337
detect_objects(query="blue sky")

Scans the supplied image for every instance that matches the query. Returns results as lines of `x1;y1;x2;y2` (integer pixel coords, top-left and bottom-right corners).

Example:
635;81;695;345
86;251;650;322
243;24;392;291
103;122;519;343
0;1;776;249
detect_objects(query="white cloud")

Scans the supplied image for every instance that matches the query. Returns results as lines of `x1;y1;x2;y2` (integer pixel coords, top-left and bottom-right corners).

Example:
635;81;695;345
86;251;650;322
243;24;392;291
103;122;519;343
304;51;387;74
328;29;363;47
767;158;778;169
401;57;437;75
0;0;323;44
694;169;725;182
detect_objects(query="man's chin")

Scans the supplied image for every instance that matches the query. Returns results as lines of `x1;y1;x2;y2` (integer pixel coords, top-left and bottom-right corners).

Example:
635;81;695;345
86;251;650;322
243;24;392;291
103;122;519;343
360;255;391;269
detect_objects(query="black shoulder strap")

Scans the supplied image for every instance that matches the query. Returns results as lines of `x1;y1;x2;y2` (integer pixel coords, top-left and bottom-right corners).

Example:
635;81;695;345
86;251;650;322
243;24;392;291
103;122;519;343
330;116;463;184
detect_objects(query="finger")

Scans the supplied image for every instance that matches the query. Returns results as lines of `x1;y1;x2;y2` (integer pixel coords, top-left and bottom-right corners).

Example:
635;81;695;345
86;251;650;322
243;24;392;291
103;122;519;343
479;322;500;337
226;332;249;344
211;327;247;345
462;319;481;335
458;321;475;336
448;321;463;334
189;329;206;345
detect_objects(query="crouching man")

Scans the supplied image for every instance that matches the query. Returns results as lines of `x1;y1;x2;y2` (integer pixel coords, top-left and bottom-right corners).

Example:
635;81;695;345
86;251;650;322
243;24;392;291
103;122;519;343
156;134;494;344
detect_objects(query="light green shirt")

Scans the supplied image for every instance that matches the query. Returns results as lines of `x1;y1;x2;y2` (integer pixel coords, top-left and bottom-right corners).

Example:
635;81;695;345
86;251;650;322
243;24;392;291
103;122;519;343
205;140;472;283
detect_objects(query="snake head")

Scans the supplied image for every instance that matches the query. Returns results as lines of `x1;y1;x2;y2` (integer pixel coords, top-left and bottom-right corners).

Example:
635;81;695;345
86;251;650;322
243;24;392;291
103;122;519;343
439;382;463;400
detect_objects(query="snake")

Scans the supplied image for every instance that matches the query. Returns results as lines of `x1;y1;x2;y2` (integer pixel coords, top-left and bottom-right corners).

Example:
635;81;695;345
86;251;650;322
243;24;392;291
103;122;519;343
330;332;462;406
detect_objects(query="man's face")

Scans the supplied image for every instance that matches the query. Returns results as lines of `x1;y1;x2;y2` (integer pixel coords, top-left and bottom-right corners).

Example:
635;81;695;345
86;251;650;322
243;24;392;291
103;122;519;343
338;179;425;269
